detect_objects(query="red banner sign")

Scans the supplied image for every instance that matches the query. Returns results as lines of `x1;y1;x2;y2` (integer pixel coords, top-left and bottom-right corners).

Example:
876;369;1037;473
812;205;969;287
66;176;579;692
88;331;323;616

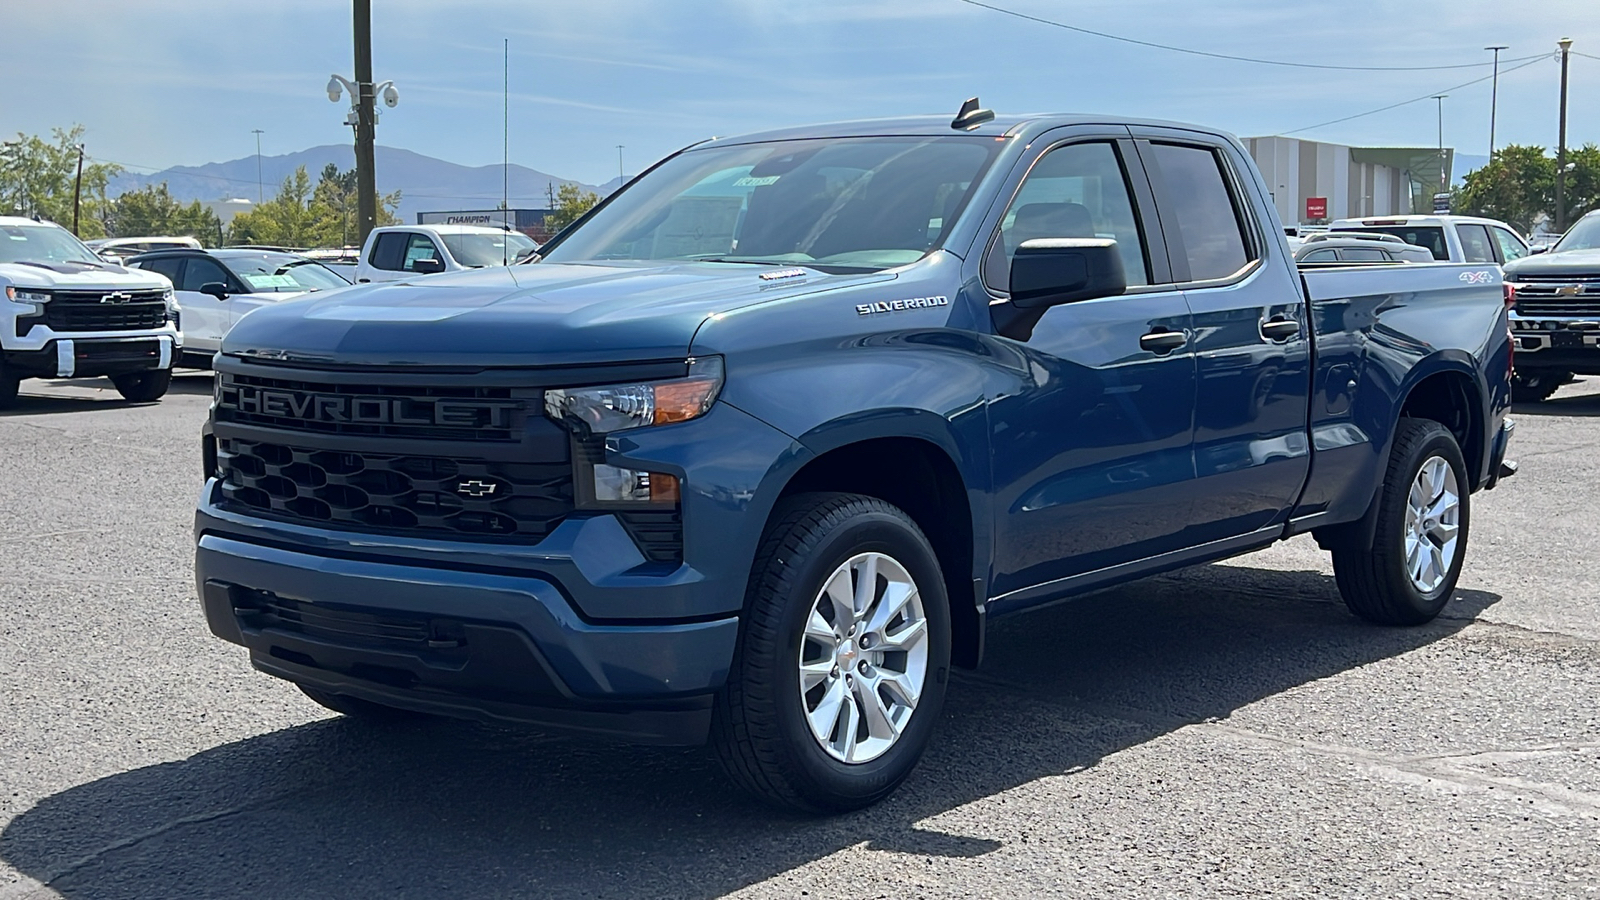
1305;197;1328;221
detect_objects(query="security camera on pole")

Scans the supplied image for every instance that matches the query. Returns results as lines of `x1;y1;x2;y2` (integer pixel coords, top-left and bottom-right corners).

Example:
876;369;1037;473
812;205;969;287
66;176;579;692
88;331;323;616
325;0;399;246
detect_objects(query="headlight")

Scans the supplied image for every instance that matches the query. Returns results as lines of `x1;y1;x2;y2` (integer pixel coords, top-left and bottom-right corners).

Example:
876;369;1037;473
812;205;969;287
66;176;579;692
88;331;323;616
545;356;724;435
5;287;50;314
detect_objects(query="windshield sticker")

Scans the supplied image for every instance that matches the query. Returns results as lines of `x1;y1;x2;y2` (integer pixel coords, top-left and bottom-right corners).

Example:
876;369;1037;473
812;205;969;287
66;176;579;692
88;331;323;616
241;273;298;289
856;296;949;316
732;175;780;187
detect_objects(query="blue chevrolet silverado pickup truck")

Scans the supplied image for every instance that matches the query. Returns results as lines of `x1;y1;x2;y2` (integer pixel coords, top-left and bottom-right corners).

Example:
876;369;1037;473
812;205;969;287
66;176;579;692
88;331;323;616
196;104;1515;812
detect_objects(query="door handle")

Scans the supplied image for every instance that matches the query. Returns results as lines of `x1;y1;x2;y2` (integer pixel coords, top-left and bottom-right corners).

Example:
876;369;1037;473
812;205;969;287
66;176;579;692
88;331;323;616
1260;317;1300;341
1139;328;1187;355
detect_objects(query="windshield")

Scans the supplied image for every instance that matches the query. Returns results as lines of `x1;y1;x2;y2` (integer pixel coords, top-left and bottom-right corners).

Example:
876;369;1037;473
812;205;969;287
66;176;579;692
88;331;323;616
222;254;351;292
1336;226;1448;260
540;136;1003;272
442;231;539;266
0;224;103;265
1553;216;1600;253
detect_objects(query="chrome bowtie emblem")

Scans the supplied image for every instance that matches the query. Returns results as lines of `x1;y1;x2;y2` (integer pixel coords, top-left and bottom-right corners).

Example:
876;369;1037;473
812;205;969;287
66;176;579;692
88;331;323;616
100;292;133;304
1556;284;1586;296
456;479;498;498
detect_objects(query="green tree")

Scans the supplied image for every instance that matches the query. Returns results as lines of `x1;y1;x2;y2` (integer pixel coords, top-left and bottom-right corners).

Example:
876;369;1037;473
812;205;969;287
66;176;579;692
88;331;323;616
0;126;122;238
108;183;223;245
1455;143;1600;234
544;183;599;233
227;163;399;247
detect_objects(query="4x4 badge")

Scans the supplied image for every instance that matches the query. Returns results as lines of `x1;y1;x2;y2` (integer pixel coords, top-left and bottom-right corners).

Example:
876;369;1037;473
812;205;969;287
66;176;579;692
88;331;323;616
457;479;498;498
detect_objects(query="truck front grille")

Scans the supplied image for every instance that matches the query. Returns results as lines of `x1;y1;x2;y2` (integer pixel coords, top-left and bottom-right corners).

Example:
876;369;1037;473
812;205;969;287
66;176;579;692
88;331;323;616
214;372;528;443
1513;275;1600;317
216;437;573;541
44;290;168;332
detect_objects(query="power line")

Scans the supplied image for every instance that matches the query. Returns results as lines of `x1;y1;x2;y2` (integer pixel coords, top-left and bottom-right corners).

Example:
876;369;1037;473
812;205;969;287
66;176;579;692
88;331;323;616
1280;55;1547;137
956;0;1546;72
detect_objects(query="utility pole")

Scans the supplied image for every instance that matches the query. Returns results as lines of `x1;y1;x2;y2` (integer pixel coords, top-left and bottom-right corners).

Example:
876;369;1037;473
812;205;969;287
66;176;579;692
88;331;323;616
251;129;265;205
617;145;625;182
1486;46;1508;159
353;0;377;245
1431;95;1448;191
1556;37;1573;233
71;144;85;236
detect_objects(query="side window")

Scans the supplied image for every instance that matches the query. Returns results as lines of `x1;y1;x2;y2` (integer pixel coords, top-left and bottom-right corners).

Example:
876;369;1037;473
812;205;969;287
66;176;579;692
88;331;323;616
1146;143;1255;282
982;141;1150;292
1457;224;1496;263
368;232;407;271
178;257;230;292
140;256;185;284
1341;247;1387;261
402;234;442;272
1301;249;1337;262
1491;226;1528;262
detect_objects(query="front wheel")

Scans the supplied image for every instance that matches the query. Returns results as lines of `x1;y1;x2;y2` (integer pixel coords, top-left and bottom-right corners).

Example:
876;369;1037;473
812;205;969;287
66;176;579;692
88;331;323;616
712;492;951;813
111;369;171;403
1332;418;1470;625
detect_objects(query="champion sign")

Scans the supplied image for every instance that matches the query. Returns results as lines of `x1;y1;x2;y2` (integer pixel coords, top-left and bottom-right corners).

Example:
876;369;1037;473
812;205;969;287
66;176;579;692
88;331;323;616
855;296;950;316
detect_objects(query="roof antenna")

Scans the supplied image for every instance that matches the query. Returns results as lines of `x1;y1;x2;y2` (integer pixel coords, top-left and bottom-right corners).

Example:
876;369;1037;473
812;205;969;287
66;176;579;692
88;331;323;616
951;97;995;130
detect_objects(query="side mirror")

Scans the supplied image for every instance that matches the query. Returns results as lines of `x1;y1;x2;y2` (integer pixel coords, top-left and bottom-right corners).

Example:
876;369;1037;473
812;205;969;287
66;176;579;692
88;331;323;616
993;238;1127;341
199;282;230;300
1531;245;1549;254
411;257;445;275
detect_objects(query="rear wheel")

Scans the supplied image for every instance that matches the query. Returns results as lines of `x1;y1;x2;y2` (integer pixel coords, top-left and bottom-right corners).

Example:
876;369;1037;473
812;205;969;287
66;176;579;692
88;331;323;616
1511;369;1567;403
111;368;171;403
297;685;431;722
712;492;950;813
1332;418;1469;625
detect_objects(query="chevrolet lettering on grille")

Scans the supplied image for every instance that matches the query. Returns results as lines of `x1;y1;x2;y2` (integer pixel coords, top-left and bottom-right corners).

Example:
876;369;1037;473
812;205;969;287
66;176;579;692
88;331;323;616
219;384;518;429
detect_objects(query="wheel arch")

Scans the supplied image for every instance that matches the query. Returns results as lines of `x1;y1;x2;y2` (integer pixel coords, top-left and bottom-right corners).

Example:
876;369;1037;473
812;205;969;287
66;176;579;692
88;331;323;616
771;425;985;669
1396;355;1486;489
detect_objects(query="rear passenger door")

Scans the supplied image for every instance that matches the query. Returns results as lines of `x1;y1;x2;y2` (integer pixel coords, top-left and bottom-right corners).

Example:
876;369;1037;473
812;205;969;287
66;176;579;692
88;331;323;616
1132;131;1312;544
173;256;238;354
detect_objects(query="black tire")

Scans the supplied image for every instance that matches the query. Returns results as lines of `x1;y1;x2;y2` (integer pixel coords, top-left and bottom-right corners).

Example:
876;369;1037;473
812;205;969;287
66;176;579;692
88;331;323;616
712;492;951;813
0;361;18;410
110;368;172;403
1511;369;1567;403
297;684;430;722
1332;418;1470;626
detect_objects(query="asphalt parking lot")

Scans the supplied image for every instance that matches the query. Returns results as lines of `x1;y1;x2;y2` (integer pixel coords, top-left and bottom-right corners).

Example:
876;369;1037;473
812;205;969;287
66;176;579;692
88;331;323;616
1;372;1597;899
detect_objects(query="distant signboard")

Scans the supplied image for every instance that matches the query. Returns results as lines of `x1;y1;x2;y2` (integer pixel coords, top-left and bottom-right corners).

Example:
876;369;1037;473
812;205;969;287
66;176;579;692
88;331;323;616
417;208;552;230
1305;197;1328;221
1433;192;1451;214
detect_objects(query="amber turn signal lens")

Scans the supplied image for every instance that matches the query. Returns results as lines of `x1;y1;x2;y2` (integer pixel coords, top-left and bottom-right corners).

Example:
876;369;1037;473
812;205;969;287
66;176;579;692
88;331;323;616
652;376;720;425
649;473;680;503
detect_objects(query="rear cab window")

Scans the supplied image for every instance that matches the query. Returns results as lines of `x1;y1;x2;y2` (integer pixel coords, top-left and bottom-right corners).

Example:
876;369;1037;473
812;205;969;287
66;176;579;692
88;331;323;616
1338;225;1448;260
1144;142;1258;283
1455;224;1496;263
369;232;408;271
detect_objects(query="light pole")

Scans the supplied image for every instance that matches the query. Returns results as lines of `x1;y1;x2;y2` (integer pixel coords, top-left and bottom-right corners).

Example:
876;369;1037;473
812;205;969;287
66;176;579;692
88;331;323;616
1485;45;1508;159
1556;38;1573;233
616;145;625;182
1431;95;1448;192
325;0;400;246
251;129;265;205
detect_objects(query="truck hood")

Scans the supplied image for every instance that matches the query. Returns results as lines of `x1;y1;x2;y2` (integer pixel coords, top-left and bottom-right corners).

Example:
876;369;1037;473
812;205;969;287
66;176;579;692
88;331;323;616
0;259;171;292
1505;247;1600;277
222;261;891;368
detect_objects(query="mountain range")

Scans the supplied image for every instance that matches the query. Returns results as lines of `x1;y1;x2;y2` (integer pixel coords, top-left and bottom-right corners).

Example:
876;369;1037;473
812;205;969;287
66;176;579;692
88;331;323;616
106;145;603;224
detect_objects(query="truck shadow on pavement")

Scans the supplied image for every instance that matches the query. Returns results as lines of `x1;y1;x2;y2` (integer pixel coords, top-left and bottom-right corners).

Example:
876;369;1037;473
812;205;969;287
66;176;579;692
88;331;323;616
0;564;1498;900
0;375;212;417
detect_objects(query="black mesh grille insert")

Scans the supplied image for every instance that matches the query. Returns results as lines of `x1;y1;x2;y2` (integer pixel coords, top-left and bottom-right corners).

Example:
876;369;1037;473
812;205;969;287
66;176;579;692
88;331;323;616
217;437;573;541
214;372;528;442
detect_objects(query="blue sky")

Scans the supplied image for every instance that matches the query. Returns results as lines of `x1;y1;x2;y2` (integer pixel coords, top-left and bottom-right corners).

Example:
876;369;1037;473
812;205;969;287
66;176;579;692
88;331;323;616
7;0;1599;186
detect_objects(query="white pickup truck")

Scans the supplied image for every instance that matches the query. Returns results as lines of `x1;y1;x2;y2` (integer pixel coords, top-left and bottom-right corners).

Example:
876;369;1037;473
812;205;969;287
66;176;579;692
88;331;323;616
0;216;181;406
1329;214;1530;265
353;224;539;283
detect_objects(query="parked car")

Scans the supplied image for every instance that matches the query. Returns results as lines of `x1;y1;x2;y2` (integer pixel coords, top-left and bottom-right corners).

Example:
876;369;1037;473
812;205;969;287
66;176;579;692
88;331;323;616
126;248;350;367
0;217;180;405
354;224;539;283
85;235;203;265
1294;235;1434;263
197;108;1515;813
1503;209;1600;401
1329;214;1529;264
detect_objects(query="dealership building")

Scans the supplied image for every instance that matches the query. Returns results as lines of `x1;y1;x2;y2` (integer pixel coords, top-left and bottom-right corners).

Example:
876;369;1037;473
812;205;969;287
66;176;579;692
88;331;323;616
1243;136;1453;226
